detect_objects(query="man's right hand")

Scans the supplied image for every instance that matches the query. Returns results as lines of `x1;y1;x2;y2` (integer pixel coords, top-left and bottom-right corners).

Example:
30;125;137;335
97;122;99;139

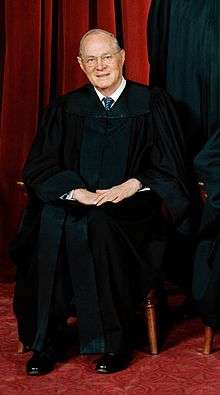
74;189;98;205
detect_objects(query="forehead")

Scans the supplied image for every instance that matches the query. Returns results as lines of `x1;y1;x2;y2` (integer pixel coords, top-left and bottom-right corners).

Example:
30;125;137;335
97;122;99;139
81;33;115;56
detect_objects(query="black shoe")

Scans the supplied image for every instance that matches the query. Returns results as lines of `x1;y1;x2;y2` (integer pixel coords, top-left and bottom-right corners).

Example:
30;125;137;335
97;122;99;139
96;351;132;374
26;351;55;376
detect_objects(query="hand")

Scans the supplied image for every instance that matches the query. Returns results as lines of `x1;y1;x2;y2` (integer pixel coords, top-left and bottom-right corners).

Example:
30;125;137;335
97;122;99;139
74;189;98;205
95;178;142;206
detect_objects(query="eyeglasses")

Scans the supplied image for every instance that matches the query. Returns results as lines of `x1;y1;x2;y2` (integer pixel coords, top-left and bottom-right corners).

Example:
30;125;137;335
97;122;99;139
81;50;121;68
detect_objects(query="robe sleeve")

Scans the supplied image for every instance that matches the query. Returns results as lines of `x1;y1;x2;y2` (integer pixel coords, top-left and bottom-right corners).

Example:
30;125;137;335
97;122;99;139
194;129;220;235
147;0;171;87
136;88;192;235
23;101;86;202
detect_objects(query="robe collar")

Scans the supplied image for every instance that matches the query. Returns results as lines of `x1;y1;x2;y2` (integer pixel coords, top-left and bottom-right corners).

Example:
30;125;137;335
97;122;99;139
63;81;150;118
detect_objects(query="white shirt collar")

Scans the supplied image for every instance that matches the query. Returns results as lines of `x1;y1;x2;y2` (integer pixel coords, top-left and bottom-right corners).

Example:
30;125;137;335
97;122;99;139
94;77;126;106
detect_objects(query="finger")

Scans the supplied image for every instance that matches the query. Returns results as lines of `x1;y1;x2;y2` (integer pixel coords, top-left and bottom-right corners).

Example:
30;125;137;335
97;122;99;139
95;194;108;206
96;189;110;193
97;192;121;206
112;193;127;202
96;195;108;203
97;190;115;199
96;194;114;206
112;196;123;203
96;193;108;204
96;197;110;206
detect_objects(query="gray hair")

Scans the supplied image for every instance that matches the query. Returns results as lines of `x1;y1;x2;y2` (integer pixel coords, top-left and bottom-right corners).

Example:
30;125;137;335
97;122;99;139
79;29;121;56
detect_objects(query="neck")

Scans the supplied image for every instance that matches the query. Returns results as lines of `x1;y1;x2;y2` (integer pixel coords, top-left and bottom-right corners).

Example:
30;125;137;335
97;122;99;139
95;77;123;96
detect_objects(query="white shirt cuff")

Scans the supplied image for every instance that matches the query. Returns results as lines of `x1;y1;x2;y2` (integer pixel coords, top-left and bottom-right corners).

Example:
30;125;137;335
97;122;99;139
60;190;76;200
138;187;150;192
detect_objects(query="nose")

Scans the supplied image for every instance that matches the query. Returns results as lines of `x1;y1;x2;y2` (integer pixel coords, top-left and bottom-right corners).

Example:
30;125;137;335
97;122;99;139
96;57;106;70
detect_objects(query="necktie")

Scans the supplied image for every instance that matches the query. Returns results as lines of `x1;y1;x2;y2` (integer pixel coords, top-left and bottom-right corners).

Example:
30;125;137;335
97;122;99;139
103;97;114;110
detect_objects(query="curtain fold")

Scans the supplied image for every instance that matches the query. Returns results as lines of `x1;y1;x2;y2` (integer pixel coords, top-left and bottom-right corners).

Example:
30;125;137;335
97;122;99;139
97;0;116;33
58;0;90;94
40;0;53;106
0;0;151;269
0;0;43;269
121;0;151;84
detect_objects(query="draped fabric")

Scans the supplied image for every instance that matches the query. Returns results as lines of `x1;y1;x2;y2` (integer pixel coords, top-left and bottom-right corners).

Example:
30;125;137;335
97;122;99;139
147;0;220;293
147;0;220;160
0;0;151;269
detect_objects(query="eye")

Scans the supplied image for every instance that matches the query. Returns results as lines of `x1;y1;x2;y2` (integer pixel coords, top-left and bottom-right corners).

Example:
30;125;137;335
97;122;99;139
102;54;112;62
86;58;96;65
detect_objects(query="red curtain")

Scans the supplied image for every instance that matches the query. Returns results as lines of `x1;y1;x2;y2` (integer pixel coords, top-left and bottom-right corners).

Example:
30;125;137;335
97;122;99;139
0;0;151;269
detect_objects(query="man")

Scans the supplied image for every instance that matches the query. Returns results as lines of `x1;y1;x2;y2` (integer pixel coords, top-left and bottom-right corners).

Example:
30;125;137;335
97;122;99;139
12;29;191;375
147;0;220;310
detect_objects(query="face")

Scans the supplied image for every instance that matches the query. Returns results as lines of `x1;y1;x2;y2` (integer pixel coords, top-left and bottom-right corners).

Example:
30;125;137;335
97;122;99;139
78;33;125;96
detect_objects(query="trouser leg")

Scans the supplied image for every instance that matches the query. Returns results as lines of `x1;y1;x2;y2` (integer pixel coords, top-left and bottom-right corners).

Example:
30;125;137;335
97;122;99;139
87;207;137;353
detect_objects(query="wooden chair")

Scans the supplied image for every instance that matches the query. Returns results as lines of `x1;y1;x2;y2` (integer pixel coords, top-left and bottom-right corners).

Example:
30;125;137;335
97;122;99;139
142;201;172;355
144;289;158;354
16;181;27;352
203;326;215;355
17;341;26;353
197;181;215;355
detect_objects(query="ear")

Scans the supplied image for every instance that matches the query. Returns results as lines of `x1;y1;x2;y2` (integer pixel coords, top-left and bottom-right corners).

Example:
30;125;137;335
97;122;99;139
120;49;125;66
77;56;85;73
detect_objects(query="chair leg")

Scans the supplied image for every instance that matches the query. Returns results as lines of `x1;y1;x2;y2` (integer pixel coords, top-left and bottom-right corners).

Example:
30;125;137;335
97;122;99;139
144;290;158;355
203;326;215;355
17;341;25;353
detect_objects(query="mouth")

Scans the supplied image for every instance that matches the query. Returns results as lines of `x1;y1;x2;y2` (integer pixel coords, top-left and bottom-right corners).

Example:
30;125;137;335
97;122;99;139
96;73;110;78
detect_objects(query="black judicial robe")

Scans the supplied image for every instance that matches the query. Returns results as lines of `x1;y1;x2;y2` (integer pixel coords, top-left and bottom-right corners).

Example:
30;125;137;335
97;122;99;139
147;0;220;291
12;81;191;353
193;130;220;328
148;0;220;159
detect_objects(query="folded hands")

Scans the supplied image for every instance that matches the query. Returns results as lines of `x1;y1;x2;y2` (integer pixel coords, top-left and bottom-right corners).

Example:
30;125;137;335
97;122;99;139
74;178;142;206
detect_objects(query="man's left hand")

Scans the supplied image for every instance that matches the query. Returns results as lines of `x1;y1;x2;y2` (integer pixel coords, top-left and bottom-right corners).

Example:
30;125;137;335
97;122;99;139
95;178;142;206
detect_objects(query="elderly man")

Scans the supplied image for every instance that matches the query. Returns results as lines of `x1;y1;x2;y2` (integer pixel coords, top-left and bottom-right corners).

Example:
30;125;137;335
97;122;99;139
12;29;191;375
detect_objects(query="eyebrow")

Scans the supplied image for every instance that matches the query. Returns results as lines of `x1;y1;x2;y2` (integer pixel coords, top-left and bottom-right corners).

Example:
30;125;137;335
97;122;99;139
84;51;115;57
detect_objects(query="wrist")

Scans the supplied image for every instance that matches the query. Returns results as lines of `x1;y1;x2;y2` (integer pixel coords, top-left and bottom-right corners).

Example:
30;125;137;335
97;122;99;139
75;188;86;197
131;178;142;190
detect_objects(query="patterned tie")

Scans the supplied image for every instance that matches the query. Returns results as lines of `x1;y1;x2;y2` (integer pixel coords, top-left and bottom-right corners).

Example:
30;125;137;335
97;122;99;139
103;96;114;110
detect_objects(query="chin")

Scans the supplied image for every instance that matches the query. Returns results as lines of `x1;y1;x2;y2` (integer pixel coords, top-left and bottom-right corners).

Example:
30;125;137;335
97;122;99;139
97;84;111;91
95;80;111;88
94;76;113;87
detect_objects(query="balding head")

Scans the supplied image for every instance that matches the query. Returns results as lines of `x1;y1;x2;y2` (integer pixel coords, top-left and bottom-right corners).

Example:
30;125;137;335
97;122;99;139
79;29;121;57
